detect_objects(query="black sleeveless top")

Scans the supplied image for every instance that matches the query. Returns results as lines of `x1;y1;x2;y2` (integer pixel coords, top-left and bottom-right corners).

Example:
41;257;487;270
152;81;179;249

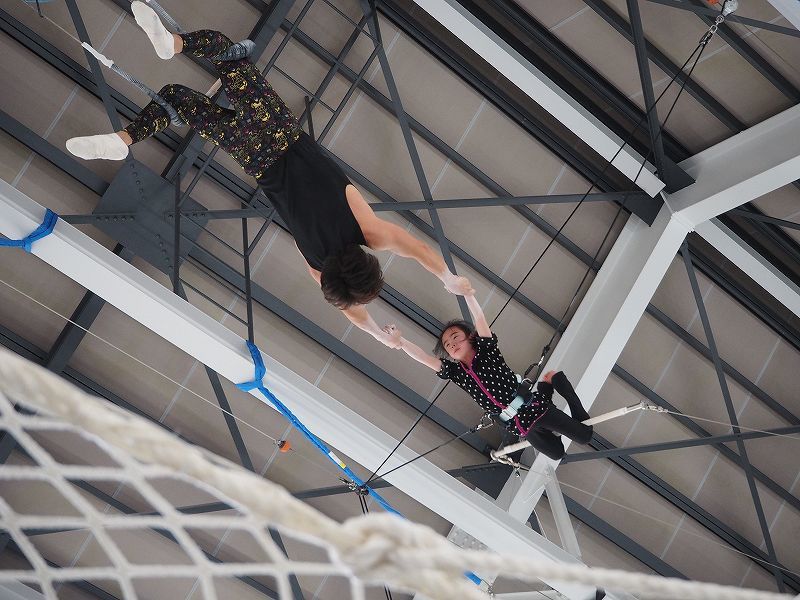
257;132;367;270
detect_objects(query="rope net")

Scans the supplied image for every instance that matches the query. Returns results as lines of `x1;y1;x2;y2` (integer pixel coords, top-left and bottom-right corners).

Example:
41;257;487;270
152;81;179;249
0;348;794;600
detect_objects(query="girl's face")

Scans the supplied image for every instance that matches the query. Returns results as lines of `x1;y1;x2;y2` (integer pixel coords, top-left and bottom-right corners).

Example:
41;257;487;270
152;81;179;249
441;326;475;363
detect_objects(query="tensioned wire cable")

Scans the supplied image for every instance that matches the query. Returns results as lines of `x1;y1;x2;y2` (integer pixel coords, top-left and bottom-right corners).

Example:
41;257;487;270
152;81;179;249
1;274;796;582
364;11;720;486
510;462;800;579
0;277;345;485
353;493;395;600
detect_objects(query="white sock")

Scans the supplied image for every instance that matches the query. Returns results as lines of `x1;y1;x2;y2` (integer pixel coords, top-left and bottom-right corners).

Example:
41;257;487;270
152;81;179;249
131;1;175;59
66;134;129;161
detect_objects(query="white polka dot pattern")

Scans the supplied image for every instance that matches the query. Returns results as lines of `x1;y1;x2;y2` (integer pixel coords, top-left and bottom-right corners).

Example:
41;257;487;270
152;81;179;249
436;334;552;431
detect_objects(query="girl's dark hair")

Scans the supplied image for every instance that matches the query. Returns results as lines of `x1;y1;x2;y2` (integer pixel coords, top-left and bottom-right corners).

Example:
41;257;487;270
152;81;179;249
433;319;476;359
320;245;384;310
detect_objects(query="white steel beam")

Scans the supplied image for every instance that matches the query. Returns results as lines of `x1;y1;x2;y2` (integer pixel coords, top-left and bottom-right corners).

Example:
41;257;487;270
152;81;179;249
0;180;633;600
0;583;46;600
504;205;689;519
667;103;800;227
767;0;800;31
696;219;800;318
410;0;666;198
501;101;800;521
544;465;582;559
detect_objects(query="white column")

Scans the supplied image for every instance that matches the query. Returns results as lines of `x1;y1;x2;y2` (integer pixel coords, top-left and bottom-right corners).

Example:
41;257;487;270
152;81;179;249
0;180;633;600
545;465;582;559
410;0;665;197
696;219;800;318
505;206;690;519
667;103;800;227
502;100;800;521
767;0;800;30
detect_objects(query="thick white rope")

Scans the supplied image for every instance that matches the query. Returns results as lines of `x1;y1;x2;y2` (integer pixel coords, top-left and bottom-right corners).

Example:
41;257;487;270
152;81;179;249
0;348;795;600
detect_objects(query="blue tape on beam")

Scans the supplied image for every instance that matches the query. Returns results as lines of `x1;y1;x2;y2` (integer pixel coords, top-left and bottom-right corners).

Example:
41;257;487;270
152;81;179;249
236;340;401;515
0;209;58;253
236;340;483;585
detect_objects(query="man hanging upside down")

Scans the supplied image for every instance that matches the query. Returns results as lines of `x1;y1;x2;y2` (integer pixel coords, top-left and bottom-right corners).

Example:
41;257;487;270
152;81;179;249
66;2;472;348
384;291;594;460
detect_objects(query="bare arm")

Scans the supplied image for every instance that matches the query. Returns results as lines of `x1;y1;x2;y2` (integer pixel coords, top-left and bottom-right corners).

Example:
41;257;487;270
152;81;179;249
383;325;442;371
342;304;401;348
464;293;491;338
348;188;472;294
304;256;398;348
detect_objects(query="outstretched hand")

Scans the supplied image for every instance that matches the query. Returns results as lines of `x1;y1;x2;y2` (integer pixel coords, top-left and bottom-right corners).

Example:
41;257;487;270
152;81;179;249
542;370;557;384
443;273;474;296
380;324;403;349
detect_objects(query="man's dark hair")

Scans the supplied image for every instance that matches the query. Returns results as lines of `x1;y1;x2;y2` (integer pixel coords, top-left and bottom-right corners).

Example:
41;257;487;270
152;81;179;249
433;319;476;359
320;245;384;310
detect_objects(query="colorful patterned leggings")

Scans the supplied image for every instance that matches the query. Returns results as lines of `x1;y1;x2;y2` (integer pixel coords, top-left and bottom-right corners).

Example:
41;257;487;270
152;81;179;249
123;30;300;178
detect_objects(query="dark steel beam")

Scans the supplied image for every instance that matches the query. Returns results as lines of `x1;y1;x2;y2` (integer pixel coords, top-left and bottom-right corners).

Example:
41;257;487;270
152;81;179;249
358;0;470;322
285;23;609;258
682;241;784;590
685;0;800;102
0;432;15;463
564;425;800;462
645;303;800;425
1;544;122;600
626;0;668;189
6;9;800;588
44;245;133;374
462;0;690;193
369;191;649;211
268;528;306;600
686;237;800;352
0;107;106;196
583;0;746;132
335;159;562;329
66;482;280;598
63;0;122;131
613;364;800;516
645;0;800;38
729;208;800;232
591;432;800;590
377;0;663;224
173;283;256;471
486;0;690;161
560;493;686;579
300;13;369;128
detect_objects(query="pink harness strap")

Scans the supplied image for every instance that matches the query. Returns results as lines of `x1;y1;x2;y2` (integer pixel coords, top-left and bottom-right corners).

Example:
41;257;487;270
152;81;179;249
460;359;548;436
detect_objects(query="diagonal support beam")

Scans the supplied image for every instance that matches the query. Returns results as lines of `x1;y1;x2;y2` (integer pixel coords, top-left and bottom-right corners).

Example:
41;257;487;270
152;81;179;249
645;0;800;38
682;242;784;590
45;245;133;374
696;219;800;319
766;0;800;30
500;100;800;526
369;191;649;211
358;0;470;321
410;0;665;196
729;208;800;232
563;424;800;462
625;0;692;193
685;0;800;102
583;0;745;133
667;103;800;227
